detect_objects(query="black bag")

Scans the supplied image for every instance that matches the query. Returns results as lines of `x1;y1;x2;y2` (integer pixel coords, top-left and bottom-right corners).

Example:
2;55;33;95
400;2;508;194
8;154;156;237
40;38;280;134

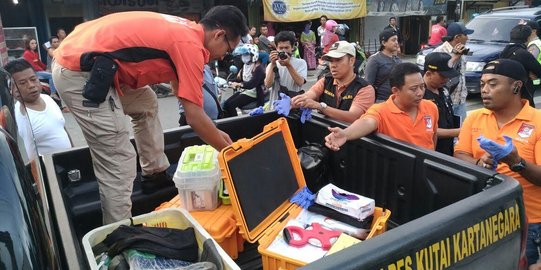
297;142;332;192
82;55;118;104
103;225;198;262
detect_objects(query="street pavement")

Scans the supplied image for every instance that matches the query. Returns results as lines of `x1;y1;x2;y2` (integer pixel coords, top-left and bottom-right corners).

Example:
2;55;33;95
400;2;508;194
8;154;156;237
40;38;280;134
64;55;541;147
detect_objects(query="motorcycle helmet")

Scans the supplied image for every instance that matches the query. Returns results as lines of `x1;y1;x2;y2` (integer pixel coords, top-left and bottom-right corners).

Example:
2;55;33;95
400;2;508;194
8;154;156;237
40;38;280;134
325;20;338;31
242;44;259;62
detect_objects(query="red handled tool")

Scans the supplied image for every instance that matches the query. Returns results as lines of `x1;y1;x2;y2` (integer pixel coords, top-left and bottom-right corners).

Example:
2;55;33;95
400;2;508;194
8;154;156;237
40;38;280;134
283;222;342;250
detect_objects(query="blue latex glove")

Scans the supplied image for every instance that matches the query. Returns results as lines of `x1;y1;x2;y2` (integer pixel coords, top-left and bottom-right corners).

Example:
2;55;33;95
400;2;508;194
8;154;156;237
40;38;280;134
477;135;514;166
300;108;312;124
290;187;316;209
249;106;264;116
273;93;291;116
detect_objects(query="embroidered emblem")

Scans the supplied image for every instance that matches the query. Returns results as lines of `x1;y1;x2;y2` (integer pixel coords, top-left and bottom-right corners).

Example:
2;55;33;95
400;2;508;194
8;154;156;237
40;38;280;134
517;123;534;138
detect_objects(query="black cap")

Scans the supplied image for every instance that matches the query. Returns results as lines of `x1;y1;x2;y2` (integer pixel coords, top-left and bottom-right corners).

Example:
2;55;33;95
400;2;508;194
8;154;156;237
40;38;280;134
424;52;460;78
446;22;474;38
482;59;527;82
379;29;397;42
525;20;539;31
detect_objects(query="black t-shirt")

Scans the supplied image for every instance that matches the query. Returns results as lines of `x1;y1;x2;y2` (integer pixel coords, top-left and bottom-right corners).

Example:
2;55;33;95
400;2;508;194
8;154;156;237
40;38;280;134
423;87;456;156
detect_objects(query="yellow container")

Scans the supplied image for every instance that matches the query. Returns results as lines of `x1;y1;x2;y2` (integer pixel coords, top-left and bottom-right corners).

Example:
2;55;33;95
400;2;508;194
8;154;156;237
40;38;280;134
155;195;245;259
218;118;391;270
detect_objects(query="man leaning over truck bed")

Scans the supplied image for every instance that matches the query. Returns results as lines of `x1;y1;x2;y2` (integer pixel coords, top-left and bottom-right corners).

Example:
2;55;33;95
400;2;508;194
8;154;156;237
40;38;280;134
51;6;248;224
454;59;541;267
325;62;438;151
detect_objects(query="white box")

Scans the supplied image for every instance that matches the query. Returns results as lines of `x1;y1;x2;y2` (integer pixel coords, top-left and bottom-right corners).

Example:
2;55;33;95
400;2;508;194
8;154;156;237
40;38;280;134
82;208;240;270
174;145;220;211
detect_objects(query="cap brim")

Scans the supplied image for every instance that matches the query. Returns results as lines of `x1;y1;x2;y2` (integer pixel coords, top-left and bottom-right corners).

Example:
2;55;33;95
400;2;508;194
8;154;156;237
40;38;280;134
464;29;474;35
439;69;460;78
323;51;348;59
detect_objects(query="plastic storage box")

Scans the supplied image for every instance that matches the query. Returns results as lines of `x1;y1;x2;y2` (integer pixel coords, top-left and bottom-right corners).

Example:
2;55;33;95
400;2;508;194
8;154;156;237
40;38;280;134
155;195;245;259
219;118;391;270
174;145;220;211
82;208;240;270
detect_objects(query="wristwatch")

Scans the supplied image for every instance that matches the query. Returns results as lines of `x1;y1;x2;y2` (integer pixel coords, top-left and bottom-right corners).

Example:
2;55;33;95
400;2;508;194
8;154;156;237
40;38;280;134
319;102;328;111
510;158;527;172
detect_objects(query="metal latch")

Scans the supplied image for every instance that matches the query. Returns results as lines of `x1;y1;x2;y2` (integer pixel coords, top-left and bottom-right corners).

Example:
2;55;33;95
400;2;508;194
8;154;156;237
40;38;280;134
67;169;81;182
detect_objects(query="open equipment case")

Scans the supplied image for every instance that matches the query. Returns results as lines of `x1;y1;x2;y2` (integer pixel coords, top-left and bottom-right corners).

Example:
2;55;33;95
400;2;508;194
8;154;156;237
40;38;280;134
218;117;390;269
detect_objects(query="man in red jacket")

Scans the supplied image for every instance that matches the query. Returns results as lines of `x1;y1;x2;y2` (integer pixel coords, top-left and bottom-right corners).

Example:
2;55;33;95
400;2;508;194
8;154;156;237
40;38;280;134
52;6;248;224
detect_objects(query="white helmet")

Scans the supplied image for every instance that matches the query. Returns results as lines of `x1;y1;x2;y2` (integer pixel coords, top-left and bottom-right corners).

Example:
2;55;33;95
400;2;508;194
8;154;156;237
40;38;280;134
242;44;259;62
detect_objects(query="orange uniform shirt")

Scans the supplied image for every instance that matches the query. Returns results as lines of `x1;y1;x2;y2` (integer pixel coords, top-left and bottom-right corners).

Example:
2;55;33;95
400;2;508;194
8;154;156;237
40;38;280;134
455;100;541;223
361;94;439;150
55;11;209;106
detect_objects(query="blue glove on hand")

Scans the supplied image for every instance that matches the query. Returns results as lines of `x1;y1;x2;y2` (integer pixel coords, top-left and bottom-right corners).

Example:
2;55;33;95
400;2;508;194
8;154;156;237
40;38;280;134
300;108;312;124
477;135;514;166
249;106;264;116
290;187;316;209
273;93;292;116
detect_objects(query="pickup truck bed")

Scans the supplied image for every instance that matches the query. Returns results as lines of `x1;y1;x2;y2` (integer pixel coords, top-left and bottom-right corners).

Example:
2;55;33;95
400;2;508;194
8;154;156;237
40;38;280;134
41;113;526;270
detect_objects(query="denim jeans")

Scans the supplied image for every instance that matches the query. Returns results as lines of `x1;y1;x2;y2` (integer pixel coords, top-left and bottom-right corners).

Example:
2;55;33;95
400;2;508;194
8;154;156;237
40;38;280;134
36;71;57;95
452;103;467;125
527;223;541;266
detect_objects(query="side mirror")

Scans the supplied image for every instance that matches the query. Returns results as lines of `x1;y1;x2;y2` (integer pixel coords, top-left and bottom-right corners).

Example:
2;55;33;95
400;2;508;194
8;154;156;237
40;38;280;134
229;65;238;75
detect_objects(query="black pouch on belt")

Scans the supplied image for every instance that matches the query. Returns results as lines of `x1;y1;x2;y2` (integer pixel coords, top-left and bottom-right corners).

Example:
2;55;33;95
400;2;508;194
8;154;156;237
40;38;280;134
82;55;118;104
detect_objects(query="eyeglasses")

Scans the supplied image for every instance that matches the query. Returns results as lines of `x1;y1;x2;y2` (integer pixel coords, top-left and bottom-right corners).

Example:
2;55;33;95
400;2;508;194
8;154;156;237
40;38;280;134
223;32;233;54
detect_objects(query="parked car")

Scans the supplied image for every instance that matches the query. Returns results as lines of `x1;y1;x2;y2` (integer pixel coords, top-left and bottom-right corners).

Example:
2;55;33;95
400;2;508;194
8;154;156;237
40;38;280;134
416;6;541;94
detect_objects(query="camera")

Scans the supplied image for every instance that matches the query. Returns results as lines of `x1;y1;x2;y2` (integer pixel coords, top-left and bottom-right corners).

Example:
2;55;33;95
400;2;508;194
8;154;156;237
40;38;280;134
278;51;288;60
459;47;471;56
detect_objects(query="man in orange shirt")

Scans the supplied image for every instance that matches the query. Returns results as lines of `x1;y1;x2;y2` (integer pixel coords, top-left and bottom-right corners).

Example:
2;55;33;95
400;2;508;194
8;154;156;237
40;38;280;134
325;62;438;151
454;59;541;267
291;41;375;123
51;6;248;224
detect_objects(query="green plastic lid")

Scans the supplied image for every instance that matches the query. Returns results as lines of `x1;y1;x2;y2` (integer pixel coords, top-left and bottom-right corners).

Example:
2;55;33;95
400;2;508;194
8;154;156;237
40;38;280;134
180;145;217;172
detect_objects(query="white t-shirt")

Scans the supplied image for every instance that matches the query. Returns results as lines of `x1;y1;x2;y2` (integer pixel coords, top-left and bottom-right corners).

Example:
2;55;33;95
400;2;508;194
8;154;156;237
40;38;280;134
15;94;71;156
276;57;308;93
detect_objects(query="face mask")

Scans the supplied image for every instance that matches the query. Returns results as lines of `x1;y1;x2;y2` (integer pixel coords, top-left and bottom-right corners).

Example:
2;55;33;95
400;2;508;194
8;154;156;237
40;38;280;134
241;55;251;64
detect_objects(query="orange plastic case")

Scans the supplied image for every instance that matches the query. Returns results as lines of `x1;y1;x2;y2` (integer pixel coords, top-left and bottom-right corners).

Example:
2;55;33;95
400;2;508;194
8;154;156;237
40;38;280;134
155;195;245;259
218;118;391;270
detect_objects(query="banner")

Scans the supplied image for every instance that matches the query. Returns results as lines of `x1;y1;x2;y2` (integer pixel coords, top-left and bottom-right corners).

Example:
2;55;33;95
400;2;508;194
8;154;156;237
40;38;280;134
263;0;367;22
98;0;204;17
367;0;447;16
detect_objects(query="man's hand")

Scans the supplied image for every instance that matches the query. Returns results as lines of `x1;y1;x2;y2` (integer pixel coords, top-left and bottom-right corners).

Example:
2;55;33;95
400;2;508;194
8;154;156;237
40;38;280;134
219;130;233;145
277;53;291;67
229;82;242;89
478;152;496;170
499;146;521;167
291;94;319;109
325;127;348;151
269;51;279;65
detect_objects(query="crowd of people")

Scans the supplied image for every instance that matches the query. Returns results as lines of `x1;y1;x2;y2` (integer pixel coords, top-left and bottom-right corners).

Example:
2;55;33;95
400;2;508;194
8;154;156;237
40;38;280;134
4;7;541;268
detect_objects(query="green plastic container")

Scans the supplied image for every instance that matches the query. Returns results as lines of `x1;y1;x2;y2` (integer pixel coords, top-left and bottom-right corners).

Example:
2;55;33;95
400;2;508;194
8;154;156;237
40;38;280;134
174;145;220;211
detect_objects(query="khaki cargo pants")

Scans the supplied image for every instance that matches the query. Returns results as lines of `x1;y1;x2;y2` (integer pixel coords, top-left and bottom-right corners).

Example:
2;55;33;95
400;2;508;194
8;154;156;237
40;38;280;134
51;61;169;224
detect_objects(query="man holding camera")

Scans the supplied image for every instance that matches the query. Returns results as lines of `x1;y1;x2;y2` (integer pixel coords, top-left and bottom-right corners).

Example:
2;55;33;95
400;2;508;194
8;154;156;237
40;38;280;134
501;24;541;108
264;31;308;97
432;22;473;123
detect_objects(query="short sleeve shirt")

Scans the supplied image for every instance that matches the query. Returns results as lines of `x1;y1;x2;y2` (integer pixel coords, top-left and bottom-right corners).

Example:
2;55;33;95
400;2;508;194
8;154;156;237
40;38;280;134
361;94;439;150
276;57;307;93
55;11;209;107
455;101;541;222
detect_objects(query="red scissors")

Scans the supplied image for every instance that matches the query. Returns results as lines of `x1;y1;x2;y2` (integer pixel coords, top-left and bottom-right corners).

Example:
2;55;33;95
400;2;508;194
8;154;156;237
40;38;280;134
283;222;342;250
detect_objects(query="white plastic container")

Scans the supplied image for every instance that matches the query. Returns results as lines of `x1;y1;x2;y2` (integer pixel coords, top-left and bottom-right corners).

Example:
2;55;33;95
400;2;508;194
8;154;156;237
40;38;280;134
174;145;220;211
82;208;240;270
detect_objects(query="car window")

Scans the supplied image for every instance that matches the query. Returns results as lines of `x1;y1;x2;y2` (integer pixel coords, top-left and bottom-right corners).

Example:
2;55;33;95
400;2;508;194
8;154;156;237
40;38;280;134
467;17;522;42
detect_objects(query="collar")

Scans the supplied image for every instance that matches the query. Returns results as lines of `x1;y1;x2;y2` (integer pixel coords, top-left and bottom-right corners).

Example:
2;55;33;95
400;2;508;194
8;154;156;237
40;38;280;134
440;41;454;53
195;24;210;63
386;94;406;114
333;74;357;88
480;100;536;121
